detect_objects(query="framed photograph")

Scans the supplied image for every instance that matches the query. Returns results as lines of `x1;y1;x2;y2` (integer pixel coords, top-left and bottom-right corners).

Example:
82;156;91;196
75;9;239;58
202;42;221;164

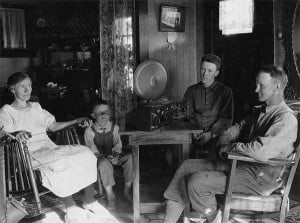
159;5;185;32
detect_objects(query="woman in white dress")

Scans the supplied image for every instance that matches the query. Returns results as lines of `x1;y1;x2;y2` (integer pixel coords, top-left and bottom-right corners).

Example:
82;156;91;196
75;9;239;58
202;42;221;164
0;72;120;223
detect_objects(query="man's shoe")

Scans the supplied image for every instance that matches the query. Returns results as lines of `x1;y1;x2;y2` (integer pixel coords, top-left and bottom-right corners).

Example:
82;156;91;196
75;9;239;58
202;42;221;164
207;210;222;223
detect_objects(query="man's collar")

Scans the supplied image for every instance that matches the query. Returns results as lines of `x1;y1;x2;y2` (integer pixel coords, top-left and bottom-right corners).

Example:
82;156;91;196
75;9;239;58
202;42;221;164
265;101;286;113
256;101;286;113
197;81;218;91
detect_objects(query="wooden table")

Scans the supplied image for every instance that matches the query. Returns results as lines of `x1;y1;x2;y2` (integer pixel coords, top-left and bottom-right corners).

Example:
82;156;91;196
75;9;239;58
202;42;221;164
120;122;203;223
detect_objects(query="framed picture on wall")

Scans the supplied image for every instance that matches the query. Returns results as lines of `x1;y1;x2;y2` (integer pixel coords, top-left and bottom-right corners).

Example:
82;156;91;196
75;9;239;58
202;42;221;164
159;5;185;32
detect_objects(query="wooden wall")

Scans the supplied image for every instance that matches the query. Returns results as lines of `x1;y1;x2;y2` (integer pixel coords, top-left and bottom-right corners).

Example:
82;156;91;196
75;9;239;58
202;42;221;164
138;0;204;101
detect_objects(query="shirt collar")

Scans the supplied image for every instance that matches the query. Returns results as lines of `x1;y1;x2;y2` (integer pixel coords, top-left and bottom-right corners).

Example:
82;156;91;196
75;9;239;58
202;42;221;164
197;81;218;91
265;101;286;113
93;121;112;131
256;101;286;113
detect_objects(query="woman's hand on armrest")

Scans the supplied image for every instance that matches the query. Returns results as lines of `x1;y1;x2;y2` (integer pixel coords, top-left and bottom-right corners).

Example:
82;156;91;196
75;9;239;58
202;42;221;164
48;118;91;132
13;131;32;142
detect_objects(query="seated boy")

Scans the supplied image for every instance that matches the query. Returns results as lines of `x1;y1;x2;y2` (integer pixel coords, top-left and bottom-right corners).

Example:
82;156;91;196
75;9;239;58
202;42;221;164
84;100;133;210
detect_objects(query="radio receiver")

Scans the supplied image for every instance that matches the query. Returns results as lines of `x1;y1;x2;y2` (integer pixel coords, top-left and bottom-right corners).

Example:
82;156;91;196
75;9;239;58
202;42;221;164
125;60;192;131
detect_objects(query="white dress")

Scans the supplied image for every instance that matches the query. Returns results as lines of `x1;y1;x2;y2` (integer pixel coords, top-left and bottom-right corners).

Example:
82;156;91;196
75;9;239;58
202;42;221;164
0;102;97;197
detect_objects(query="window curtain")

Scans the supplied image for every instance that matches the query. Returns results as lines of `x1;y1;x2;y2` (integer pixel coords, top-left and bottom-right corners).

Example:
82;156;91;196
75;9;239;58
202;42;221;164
0;8;26;49
99;0;136;130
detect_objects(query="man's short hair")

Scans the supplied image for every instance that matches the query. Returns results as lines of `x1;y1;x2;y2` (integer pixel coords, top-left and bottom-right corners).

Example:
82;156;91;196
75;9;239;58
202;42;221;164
201;54;222;71
259;65;288;90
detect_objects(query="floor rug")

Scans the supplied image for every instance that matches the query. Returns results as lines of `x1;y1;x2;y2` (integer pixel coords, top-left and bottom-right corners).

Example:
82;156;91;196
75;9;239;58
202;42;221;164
271;200;300;223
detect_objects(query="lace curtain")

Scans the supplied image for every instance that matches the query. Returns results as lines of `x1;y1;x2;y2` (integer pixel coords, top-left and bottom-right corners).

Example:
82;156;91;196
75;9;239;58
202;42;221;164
0;8;26;49
99;0;136;130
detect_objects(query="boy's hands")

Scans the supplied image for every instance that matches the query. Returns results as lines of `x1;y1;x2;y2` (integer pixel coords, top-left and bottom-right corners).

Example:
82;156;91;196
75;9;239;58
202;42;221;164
107;152;120;165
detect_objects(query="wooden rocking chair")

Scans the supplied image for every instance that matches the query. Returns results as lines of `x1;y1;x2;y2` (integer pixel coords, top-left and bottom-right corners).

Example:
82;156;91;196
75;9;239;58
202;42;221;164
1;124;81;221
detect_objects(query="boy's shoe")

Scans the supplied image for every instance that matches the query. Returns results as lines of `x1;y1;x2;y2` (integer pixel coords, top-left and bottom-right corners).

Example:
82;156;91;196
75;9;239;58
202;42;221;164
107;199;117;211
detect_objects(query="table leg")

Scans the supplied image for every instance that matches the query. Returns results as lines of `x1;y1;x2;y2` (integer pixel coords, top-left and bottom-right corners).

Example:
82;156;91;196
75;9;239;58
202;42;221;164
182;143;190;161
132;145;140;223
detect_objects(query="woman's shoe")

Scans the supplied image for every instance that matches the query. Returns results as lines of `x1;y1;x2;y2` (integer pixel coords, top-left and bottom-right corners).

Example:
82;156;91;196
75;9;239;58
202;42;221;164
83;201;120;222
83;201;113;214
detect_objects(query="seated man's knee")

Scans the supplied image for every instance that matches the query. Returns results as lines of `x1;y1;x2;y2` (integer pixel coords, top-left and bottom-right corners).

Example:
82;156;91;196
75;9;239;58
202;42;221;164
188;172;209;192
181;159;193;168
127;153;133;162
98;158;113;170
122;153;133;165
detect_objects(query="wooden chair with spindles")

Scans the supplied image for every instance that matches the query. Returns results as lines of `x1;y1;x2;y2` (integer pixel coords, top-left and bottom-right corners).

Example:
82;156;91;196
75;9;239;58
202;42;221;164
184;143;300;223
220;143;300;223
48;125;81;145
2;124;83;221
2;137;44;221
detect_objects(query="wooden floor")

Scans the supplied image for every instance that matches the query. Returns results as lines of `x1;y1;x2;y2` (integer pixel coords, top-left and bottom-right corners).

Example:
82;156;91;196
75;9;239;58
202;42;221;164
19;176;169;223
20;151;174;223
19;149;300;223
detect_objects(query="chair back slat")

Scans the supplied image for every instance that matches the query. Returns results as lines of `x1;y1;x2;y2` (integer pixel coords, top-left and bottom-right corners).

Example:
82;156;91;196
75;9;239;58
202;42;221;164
5;144;12;192
19;143;31;190
15;143;25;190
11;144;18;191
65;129;71;144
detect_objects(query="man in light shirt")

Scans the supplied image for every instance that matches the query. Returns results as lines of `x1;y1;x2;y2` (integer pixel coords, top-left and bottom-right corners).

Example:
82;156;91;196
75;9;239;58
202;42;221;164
163;65;298;223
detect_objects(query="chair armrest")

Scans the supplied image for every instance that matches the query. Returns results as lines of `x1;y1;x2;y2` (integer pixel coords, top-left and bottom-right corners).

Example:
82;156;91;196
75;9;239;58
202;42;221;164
48;124;81;145
0;135;18;146
227;152;296;166
47;124;78;133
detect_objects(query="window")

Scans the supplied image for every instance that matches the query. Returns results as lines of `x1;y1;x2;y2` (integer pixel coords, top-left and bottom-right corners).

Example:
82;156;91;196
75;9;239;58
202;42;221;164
0;8;26;49
219;0;254;35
